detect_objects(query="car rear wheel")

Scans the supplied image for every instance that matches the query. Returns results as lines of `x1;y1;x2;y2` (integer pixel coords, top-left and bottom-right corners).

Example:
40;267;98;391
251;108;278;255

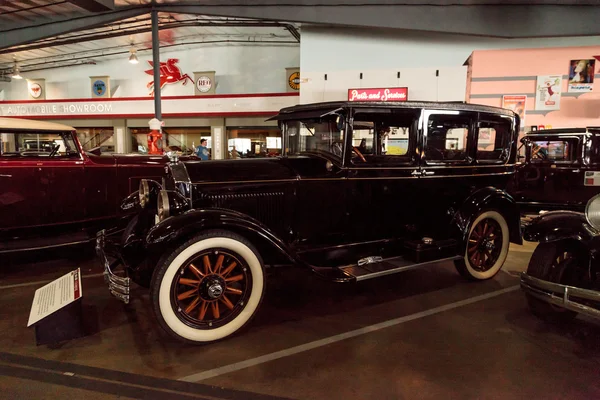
525;241;581;324
454;210;510;280
150;230;265;344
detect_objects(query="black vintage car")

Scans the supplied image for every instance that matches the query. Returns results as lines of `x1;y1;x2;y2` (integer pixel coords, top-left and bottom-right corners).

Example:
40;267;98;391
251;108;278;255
509;127;600;215
97;100;523;344
520;194;600;323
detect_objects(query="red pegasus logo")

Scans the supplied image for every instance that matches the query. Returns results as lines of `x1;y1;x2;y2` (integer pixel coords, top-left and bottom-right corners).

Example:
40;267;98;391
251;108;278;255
144;58;193;96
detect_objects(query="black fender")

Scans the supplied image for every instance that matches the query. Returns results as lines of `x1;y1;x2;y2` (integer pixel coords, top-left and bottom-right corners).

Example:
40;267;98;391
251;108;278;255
452;186;523;246
120;190;141;213
523;210;599;244
145;208;300;265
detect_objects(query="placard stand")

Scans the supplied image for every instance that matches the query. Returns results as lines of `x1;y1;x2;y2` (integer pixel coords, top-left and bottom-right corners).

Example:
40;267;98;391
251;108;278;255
27;268;86;346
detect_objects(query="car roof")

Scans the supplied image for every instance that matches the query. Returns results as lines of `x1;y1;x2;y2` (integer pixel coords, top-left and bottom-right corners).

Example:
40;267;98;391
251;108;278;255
523;127;600;137
274;100;517;118
0;117;75;132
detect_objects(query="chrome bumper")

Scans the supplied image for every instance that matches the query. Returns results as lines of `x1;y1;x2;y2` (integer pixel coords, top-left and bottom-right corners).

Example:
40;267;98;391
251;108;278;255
96;229;131;304
520;272;600;319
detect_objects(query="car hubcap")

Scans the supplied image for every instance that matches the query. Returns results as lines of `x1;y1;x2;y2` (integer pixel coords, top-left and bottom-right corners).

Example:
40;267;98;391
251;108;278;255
171;249;251;329
467;218;503;272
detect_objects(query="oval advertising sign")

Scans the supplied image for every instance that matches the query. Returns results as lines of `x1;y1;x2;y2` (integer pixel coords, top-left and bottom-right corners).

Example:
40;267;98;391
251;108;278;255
28;82;43;99
288;71;301;91
93;80;107;97
196;76;212;93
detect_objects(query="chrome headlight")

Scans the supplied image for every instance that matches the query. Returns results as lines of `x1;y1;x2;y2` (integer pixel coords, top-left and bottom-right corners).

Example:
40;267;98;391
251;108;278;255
585;194;600;230
139;179;162;209
156;189;190;222
157;190;170;221
139;179;150;208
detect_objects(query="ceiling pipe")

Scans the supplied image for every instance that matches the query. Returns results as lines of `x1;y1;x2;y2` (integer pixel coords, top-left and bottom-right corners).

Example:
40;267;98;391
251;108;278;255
0;20;299;56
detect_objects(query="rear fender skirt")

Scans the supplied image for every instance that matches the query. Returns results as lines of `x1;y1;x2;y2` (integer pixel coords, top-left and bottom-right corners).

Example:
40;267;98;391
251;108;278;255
451;186;523;245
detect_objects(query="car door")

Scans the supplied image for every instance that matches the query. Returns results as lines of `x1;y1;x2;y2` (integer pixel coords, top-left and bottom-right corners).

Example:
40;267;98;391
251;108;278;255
417;109;479;237
516;136;584;210
35;131;86;226
0;131;42;230
345;108;422;247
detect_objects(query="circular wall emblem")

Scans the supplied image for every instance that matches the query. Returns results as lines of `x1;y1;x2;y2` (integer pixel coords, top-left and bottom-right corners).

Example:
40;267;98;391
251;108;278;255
28;82;42;99
288;71;301;91
93;80;106;96
196;76;212;93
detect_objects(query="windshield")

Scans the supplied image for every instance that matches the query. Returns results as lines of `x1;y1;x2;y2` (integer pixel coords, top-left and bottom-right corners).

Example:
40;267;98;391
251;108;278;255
0;131;79;157
283;117;344;158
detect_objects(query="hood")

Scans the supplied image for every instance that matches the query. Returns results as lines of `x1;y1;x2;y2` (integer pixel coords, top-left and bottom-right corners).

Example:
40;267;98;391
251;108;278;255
182;158;298;184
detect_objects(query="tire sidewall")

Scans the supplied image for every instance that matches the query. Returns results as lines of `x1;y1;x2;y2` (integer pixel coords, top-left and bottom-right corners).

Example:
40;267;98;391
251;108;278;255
153;234;264;343
462;210;510;280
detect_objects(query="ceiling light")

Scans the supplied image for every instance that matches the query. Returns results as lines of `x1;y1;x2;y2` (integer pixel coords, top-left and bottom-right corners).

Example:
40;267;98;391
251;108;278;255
11;64;22;79
128;44;138;64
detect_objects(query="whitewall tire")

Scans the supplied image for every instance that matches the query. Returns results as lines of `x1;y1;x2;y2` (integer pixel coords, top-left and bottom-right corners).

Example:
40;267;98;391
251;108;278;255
150;230;265;344
454;210;510;280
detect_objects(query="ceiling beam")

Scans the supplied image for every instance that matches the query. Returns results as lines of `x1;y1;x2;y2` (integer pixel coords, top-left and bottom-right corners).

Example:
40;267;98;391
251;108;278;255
157;4;600;38
66;0;114;12
0;7;146;50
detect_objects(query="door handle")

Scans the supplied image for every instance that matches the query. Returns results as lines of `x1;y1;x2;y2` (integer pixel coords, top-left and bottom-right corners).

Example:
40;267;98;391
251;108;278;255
0;174;12;178
423;170;435;176
573;169;580;173
411;170;420;176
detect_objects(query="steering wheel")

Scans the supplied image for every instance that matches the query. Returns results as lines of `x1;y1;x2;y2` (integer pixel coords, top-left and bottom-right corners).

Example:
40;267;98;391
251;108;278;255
49;144;60;157
352;146;367;163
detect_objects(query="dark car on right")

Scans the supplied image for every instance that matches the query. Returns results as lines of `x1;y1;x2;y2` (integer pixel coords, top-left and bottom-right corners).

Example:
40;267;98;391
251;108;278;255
509;127;600;216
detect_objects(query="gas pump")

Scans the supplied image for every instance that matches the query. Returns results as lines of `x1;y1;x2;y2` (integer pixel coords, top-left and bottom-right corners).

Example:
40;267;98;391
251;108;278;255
147;118;164;155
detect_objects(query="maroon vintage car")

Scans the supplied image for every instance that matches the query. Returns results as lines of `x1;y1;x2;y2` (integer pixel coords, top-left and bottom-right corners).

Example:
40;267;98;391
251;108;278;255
0;117;171;254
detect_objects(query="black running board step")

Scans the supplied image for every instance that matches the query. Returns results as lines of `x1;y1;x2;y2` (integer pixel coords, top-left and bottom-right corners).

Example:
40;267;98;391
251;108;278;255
0;232;93;253
338;255;463;281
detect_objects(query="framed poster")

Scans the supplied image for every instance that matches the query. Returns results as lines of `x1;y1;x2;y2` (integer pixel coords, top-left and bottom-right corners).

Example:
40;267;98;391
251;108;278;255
535;75;561;111
568;59;595;92
502;95;527;128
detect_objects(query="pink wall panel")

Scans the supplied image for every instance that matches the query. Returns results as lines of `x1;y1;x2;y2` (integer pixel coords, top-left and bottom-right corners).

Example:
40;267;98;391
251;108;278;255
467;45;600;129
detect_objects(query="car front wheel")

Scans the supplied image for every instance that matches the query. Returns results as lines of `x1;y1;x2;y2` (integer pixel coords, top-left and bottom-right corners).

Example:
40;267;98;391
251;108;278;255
150;230;265;344
454;210;510;280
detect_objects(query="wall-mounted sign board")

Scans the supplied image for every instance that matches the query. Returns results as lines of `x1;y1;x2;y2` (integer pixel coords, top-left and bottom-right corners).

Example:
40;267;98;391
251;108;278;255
348;87;408;102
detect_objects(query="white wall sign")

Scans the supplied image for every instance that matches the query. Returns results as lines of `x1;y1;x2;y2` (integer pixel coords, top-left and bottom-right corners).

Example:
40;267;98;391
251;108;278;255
0;94;299;118
27;268;82;327
27;79;45;100
196;76;212;93
535;75;562;111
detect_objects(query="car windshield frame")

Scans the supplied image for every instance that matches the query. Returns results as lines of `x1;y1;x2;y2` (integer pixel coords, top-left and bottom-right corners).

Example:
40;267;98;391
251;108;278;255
0;129;81;158
281;114;347;161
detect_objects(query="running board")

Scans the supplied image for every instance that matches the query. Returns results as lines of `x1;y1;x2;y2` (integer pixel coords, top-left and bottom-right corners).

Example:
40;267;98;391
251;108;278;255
338;255;463;281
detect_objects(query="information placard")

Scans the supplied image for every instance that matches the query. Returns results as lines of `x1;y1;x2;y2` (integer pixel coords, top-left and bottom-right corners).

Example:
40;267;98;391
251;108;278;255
27;269;82;327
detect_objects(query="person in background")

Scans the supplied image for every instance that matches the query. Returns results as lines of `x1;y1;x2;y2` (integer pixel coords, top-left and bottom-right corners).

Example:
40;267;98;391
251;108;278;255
195;139;209;160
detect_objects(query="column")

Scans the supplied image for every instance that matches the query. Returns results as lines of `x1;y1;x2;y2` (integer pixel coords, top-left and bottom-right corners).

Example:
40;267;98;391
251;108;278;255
113;119;130;153
211;125;226;160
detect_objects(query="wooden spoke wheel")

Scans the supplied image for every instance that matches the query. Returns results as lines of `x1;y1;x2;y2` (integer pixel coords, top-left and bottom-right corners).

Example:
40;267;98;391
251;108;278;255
151;230;265;344
466;218;503;273
455;210;509;280
171;249;252;329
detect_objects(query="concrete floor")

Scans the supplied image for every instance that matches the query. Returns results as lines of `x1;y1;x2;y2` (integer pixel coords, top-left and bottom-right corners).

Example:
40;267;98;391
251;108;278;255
1;242;599;399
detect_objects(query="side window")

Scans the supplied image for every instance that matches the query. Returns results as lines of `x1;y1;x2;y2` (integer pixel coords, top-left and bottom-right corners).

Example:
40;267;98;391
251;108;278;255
350;110;417;166
425;112;471;162
0;131;79;158
477;115;512;163
531;140;576;163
